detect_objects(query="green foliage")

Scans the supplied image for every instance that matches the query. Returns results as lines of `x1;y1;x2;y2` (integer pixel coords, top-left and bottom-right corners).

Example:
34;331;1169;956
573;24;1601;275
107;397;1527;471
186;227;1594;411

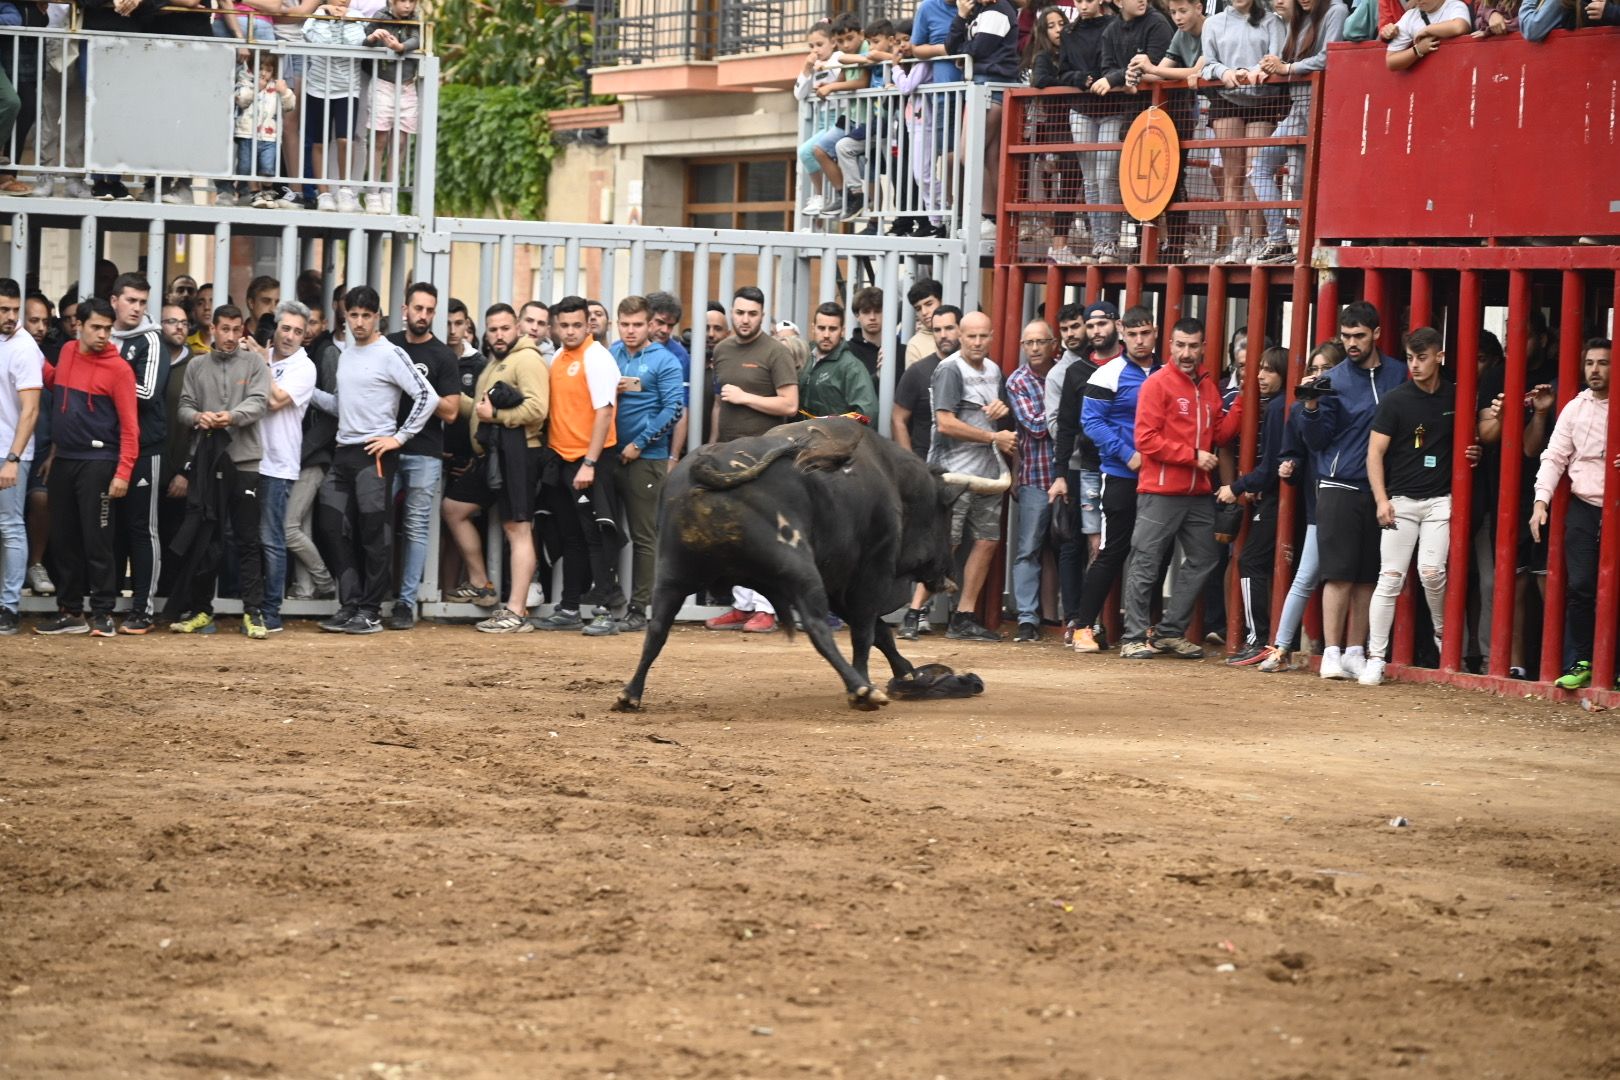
431;0;589;104
434;83;559;219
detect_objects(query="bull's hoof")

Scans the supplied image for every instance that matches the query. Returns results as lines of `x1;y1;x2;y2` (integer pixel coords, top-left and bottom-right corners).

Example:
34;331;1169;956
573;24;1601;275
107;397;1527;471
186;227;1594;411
847;686;890;711
611;694;642;713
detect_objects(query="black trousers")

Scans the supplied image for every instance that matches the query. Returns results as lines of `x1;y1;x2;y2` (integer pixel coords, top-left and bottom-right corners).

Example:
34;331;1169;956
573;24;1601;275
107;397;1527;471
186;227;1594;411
1057;466;1085;623
318;445;399;616
184;458;264;615
543;452;623;612
1076;473;1137;628
1565;498;1602;663
1237;497;1278;647
48;458;118;614
114;452;162;615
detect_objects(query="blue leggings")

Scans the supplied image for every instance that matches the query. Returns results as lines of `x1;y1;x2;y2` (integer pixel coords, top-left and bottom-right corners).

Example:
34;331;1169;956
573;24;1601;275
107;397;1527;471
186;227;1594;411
1272;523;1320;651
798;125;845;177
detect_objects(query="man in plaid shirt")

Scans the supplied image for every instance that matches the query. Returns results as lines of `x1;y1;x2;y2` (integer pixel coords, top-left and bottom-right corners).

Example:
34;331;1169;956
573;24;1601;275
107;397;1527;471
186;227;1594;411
1007;319;1059;642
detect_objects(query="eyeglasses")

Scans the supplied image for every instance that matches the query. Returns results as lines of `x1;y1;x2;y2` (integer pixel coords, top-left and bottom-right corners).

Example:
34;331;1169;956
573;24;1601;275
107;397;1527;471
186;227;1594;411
1021;337;1054;347
161;318;187;326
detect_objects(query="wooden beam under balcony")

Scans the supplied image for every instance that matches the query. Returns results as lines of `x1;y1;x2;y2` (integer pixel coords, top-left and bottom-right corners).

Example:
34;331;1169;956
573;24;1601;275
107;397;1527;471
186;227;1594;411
714;50;802;90
587;61;754;97
547;105;625;132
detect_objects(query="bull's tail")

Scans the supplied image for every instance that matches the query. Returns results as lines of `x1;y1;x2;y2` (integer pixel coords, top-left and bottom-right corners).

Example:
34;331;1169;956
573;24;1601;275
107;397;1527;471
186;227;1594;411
688;441;803;490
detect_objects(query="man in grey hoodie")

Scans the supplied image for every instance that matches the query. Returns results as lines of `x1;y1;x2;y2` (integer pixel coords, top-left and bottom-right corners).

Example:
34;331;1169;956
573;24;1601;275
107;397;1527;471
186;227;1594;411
109;272;168;634
172;305;273;639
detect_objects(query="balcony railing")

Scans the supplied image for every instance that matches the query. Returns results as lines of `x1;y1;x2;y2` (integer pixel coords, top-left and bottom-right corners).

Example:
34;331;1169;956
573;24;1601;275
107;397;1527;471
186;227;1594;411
590;0;909;67
1000;77;1321;268
0;17;437;216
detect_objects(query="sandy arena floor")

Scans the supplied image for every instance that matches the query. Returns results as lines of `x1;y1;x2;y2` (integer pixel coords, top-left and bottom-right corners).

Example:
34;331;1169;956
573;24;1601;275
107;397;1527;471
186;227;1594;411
2;622;1617;1079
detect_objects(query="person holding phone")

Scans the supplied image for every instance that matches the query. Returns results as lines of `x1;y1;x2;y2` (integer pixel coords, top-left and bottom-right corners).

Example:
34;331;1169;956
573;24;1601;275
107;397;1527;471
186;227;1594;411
610;296;684;633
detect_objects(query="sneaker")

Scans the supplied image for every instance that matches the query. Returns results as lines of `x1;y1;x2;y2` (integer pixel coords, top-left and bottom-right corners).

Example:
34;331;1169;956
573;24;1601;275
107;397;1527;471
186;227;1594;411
36;613;89;635
620;609;648;633
1227;643;1268;667
582;612;620;637
1092;241;1119;264
384;604;416;631
452;582;500;608
243;612;269;640
840;190;866;221
263;613;284;633
705;607;752;631
1153;635;1205;659
1072;626;1100;653
1509;665;1529;681
1319;648;1347;680
743;612;777;633
1204;630;1226;647
250;190;274;209
534;607;583;631
1013;621;1038;643
1358;657;1386;686
25;563;56;595
1090;624;1111;651
64;177;93;199
1216;240;1247;265
319;606;358;633
802;192;824;216
276;185;302;208
818;193;844;219
119;612;153;635
1341;649;1366;678
161;179;193;205
340;611;383;635
1047;244;1083;266
1555;661;1593;691
476;607;533;634
945;613;1001;641
92;179;132;201
1253;241;1294;265
336;187;361;214
30;175;60;198
88;613;116;637
899;608;922;641
171;611;216;635
978;217;998;241
363;192;385;214
1256;646;1292;673
215;190;237;208
316;191;336;211
1119;640;1157;660
0;607;17;636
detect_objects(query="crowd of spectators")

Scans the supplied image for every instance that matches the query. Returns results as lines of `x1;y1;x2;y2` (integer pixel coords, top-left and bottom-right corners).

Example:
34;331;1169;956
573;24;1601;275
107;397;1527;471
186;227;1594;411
0;0;422;209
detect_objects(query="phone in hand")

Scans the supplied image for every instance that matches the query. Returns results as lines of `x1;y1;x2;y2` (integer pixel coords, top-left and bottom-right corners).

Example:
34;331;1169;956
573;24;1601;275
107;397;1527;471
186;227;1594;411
623;376;643;393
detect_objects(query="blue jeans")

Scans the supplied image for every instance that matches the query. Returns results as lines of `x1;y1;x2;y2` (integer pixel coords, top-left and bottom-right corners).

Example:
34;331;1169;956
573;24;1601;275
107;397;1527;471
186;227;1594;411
1013;484;1053;625
0;457;30;611
235;136;278;180
1272;523;1320;651
259;474;294;619
393;454;442;607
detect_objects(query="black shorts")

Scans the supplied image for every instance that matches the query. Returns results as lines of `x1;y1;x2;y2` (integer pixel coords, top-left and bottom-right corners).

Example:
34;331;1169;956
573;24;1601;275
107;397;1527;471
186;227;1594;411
1208;93;1289;126
1316;484;1380;584
445;448;544;522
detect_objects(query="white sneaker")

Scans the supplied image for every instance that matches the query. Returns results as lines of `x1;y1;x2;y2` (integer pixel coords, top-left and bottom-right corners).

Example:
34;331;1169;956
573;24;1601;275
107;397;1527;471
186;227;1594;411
363;192;384;214
802;193;824;216
64;178;92;199
1342;648;1366;678
26;562;55;596
316;191;336;211
1358;658;1386;686
1216;240;1246;265
1256;645;1290;673
215;190;237;208
30;175;60;198
1320;648;1347;680
526;581;544;609
978;217;997;240
335;187;361;214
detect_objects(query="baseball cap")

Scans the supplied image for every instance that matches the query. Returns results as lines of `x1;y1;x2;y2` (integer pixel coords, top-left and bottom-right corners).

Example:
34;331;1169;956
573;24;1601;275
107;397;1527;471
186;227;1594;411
775;320;799;335
1083;300;1119;321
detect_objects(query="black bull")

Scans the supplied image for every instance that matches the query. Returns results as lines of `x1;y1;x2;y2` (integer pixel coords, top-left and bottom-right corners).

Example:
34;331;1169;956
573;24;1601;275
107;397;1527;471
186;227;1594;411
612;417;1011;712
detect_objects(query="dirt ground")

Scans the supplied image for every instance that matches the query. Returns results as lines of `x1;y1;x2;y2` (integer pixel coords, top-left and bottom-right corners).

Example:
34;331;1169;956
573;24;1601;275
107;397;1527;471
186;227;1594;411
2;623;1618;1080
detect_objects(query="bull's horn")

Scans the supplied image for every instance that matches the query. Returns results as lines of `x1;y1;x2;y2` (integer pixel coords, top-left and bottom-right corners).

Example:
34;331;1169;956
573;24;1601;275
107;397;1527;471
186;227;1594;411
940;449;1012;495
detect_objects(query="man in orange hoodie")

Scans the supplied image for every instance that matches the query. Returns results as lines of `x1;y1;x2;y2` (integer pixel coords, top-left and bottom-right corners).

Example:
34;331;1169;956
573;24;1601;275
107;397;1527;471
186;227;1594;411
1118;317;1243;660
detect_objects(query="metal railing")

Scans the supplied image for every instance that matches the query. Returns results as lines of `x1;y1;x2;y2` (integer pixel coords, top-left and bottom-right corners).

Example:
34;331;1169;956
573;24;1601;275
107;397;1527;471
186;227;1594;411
717;0;907;57
999;76;1322;268
591;0;716;66
795;60;1011;258
0;19;438;217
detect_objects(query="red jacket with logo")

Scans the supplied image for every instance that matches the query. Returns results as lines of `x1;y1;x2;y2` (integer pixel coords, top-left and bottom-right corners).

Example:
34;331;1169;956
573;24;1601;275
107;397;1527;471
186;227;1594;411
43;341;141;482
1133;362;1243;496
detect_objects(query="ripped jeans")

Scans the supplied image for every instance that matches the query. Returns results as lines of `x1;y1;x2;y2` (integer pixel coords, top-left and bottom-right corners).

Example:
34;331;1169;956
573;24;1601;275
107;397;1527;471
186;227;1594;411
1368;494;1451;662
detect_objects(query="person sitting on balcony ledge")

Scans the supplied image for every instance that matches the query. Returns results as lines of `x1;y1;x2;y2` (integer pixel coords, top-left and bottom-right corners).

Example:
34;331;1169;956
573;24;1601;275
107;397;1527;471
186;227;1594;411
947;0;1020;243
1386;0;1472;69
796;14;870;222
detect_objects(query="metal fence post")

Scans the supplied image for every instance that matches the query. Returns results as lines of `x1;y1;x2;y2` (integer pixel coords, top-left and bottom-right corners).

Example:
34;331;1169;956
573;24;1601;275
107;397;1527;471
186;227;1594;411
688;241;710;455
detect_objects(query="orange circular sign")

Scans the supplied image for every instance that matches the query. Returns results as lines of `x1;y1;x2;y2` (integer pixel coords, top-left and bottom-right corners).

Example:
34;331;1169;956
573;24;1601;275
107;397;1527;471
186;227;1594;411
1119;107;1180;223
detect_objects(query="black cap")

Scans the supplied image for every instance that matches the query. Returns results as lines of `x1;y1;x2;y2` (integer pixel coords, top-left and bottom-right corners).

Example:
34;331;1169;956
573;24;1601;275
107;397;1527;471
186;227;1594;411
1083;300;1119;321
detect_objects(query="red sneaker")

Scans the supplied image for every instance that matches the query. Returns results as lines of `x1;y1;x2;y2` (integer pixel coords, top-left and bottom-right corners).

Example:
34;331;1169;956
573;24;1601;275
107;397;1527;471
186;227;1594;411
705;607;751;630
742;612;777;633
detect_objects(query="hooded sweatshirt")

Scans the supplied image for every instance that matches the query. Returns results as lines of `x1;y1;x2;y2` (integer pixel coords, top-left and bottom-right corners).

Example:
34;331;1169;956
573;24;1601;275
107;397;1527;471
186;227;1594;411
1534;389;1610;509
467;337;549;454
176;346;273;468
1297;354;1408;489
1133;362;1244;496
43;340;140;481
799;341;878;422
112;315;168;455
1100;7;1175;107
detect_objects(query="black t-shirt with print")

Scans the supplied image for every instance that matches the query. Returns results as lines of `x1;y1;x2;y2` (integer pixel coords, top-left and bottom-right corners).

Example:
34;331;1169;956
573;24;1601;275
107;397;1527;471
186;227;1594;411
389;333;461;458
1372;379;1454;500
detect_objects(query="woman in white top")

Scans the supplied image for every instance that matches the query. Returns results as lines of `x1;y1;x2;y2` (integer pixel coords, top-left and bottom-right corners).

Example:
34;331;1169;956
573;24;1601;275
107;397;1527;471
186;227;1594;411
1199;0;1284;265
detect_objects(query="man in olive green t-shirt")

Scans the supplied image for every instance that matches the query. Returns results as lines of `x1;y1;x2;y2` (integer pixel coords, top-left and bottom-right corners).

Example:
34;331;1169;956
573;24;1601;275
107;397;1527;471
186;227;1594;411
704;285;799;632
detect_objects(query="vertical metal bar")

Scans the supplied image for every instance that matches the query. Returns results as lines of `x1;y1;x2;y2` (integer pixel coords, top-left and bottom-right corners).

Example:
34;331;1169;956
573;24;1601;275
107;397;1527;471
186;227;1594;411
563;237;581;298
302;237;318;280
211;222;230;311
411;56;439;221
1389;267;1434;669
8;212;27;288
1124;264;1143;312
1161;266;1185;358
391;233;410;314
687;241;710;456
1273;266;1313;637
659;247;676;293
1316;270;1339;342
1590;275;1620;690
477;240;494;317
497;234;515;307
1487;269;1530;680
818;246;836;308
145;219;166;294
758;245;774;324
600;246;618;315
1442;269;1481;672
539;244;555;304
368;234;386;306
877;249;900;437
628;239;645;298
278;224;299;304
1541;271;1587;680
1229;266;1267;653
347;228;367;293
718;252;735;312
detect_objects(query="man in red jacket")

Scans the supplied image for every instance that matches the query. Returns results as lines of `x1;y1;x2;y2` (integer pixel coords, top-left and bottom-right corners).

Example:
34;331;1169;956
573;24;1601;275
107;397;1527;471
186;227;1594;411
35;299;138;637
1119;317;1243;660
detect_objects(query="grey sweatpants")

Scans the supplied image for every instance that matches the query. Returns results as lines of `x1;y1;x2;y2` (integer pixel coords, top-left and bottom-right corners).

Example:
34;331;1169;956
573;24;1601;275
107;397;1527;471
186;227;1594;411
1122;491;1220;642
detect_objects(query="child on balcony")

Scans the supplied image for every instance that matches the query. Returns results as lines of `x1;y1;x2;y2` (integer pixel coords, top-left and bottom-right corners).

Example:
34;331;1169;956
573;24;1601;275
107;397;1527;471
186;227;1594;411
364;0;420;214
303;0;367;213
1131;0;1209;262
228;52;296;209
829;18;903;225
796;21;845;218
796;12;870;221
1034;0;1115;261
1199;0;1284;264
1386;0;1471;66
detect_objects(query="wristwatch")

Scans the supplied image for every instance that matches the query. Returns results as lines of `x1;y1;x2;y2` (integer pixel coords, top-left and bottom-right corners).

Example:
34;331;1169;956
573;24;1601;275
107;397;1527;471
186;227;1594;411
582;456;598;468
4;453;18;464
